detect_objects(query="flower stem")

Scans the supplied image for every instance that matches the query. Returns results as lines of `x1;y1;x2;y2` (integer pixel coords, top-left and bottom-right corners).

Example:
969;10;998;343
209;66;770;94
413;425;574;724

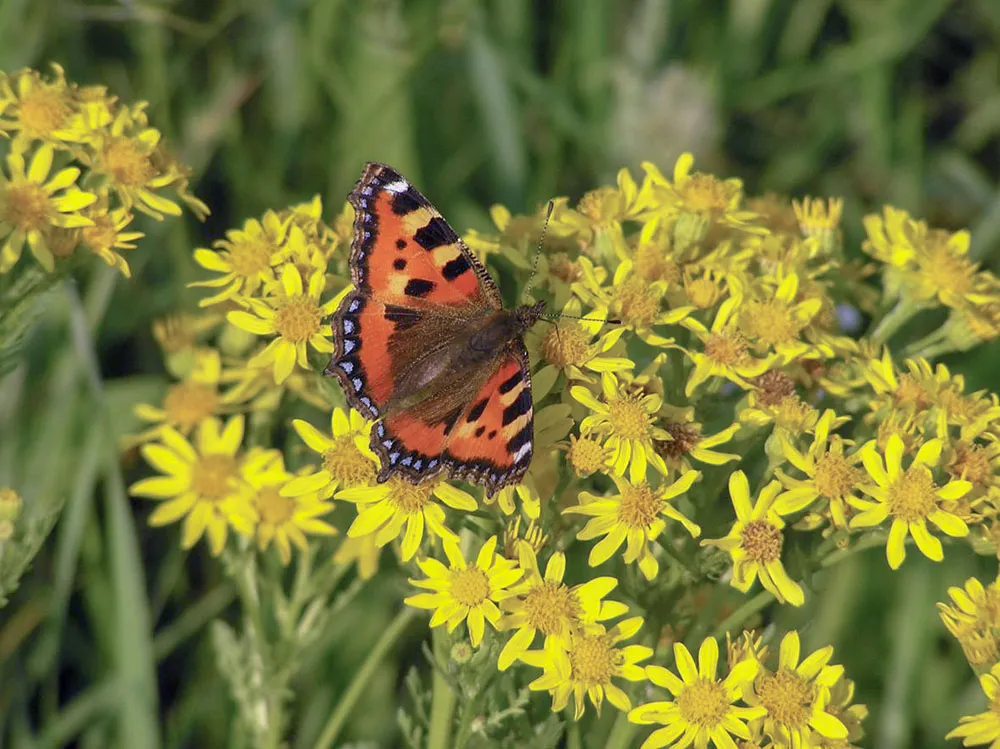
605;712;637;749
427;626;457;749
870;298;921;346
710;590;774;639
312;607;417;749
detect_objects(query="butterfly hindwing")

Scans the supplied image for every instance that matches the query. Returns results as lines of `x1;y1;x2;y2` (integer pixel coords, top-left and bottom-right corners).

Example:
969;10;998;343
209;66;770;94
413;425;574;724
329;163;535;496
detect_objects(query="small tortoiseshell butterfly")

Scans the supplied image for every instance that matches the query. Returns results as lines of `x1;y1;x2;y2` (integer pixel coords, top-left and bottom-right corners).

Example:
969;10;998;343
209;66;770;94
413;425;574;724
326;163;544;496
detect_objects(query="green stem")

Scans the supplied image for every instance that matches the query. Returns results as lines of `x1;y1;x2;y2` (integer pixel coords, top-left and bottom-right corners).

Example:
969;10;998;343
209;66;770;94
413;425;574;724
710;591;774;640
869;298;922;346
427;627;457;749
605;711;637;749
567;721;582;749
312;607;417;749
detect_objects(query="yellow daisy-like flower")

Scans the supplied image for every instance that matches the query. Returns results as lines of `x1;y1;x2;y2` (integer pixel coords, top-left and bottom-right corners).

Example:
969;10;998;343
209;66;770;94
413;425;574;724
551;167;652;242
226;264;341;384
653;409;740;474
0;143;96;272
793;196;844;253
628;637;766;749
490;481;542;520
744;631;848;747
191;211;288;306
775;409;865;528
564;432;613;477
281;408;378;499
129;415;257;556
0;64;76;149
565;470;701;581
737;273;823;361
849;434;970;569
523;616;652;720
571;373;671;482
131;348;224;442
937;577;1000;668
497;542;626;670
702;471;804;606
241;448;336;565
526;297;633;390
404;536;522;647
946;662;1000;747
337;479;477;562
218;352;329;412
682;296;776;397
78;201;144;277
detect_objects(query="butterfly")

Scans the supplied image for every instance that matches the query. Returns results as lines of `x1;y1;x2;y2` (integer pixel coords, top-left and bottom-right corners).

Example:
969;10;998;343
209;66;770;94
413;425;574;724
326;163;545;497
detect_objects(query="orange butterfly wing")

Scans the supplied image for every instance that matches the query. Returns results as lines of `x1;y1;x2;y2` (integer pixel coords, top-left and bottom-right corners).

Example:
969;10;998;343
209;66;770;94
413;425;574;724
328;163;533;496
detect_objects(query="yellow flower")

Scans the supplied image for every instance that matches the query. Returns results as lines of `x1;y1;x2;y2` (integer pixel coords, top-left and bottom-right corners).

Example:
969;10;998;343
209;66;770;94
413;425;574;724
404;536;522;647
129;415;257;556
744;631;848;747
849;435;970;569
946;663;1000;748
653;410;740;474
241;448;336;564
523;616;652;719
131;348;224;442
683;296;776;397
526;298;634;388
937;577;1000;667
226;264;341;384
702;471;804;606
571;373;671;482
628;637;765;749
0;143;96;272
574;256;691;346
78;201;144;277
737;273;823;361
0;64;76;149
775;410;864;528
793;196;843;253
281;408;379;499
564;433;613;477
497;542;626;670
218;351;329;412
565;471;701;580
551;167;651;242
490;481;542;520
333;534;381;581
191;212;288;306
337;479;477;561
825;675;869;749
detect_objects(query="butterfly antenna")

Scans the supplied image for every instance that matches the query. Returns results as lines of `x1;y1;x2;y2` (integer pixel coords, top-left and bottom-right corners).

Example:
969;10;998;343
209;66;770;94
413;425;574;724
541;312;623;325
521;200;554;302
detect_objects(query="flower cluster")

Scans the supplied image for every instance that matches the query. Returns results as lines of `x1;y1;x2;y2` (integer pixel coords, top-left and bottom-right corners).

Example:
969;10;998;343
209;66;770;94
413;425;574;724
0;64;206;276
126;147;1000;744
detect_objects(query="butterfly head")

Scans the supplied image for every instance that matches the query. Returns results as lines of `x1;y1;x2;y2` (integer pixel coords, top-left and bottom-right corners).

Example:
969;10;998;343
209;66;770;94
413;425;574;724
515;300;547;333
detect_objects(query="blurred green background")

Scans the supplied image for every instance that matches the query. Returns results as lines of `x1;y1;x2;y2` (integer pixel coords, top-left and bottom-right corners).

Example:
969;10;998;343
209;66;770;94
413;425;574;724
2;0;1000;746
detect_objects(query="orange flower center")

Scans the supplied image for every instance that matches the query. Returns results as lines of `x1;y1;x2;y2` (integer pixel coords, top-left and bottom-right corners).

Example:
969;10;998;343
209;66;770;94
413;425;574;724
256;487;295;526
753;370;797;407
656;422;701;461
680;173;733;214
755;669;813;729
617;484;663;529
450;566;490;606
540;323;592;368
226;237;275;278
274;297;322;343
948;441;993;487
567;436;608;476
704;330;749;367
523;581;581;635
612;278;661;329
684;274;723;309
191;454;238;501
740;300;801;348
387;478;434;514
633;242;680;285
103;137;155;187
18;87;71;135
606;394;652;441
740;520;783;563
80;213;120;253
3;183;52;231
676;678;730;728
813;453;861;501
163;382;220;431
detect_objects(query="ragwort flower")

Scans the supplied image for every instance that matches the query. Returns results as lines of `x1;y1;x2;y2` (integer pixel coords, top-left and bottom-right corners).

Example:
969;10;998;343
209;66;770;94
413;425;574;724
191;211;288;306
497;542;626;670
281;407;378;499
628;637;765;749
227;264;341;383
0;143;96;272
405;536;522;647
565;470;700;580
337;479;477;562
945;662;1000;747
849;434;970;569
702;471;804;606
129;415;257;556
78;200;144;277
523;616;652;719
0;64;76;148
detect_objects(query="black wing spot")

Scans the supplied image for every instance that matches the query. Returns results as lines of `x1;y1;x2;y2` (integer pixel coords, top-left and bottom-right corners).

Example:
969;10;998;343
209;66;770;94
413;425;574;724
467;398;489;422
498;369;523;395
404;279;435;298
508;424;531;455
474;425;486;438
488;430;497;439
393;258;407;270
395;239;407;250
391;188;422;215
441;407;462;436
384;305;421;331
442;254;471;281
502;390;532;426
414;217;458;251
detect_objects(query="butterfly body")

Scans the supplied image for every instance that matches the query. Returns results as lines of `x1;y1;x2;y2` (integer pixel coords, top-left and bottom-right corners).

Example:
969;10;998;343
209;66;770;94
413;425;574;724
327;163;541;496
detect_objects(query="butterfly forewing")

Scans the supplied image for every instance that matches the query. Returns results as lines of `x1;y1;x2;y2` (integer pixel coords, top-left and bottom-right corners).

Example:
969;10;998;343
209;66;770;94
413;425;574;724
328;163;536;496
